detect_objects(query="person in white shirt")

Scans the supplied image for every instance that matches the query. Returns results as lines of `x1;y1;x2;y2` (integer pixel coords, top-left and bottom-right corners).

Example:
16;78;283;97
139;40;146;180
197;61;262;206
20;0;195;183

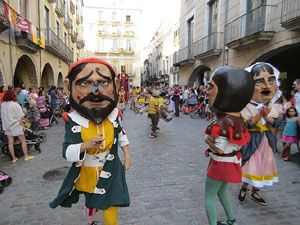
1;90;34;162
293;79;300;115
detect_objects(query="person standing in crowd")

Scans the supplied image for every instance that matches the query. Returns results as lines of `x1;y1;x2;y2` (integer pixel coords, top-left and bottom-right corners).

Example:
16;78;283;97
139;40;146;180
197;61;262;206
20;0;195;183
36;90;50;130
280;107;300;161
129;86;137;110
50;85;59;124
204;67;254;225
291;79;300;156
292;79;300;115
1;90;34;162
187;88;198;112
148;90;160;138
16;84;36;110
0;86;7;103
237;63;281;206
173;84;180;117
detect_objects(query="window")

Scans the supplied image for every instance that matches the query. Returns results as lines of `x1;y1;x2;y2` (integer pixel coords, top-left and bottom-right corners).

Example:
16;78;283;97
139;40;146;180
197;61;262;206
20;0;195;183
112;11;117;21
208;0;218;35
187;16;194;53
112;39;118;50
64;32;67;45
45;7;50;42
19;0;29;19
126;40;132;51
98;11;103;20
246;0;266;34
56;21;60;39
126;15;131;22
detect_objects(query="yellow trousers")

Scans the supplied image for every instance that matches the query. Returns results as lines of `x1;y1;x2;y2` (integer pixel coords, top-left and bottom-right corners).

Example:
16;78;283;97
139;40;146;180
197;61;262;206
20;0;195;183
103;206;118;225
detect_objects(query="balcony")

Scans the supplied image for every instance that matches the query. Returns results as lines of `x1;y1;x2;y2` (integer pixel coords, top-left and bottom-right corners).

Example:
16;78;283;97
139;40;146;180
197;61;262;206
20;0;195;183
98;20;106;26
45;29;73;63
76;39;85;49
124;31;134;37
97;30;107;37
55;0;65;18
15;30;42;53
70;1;75;15
281;0;300;31
111;20;120;26
173;46;195;66
111;31;121;37
71;32;77;43
225;5;275;49
0;0;9;33
64;15;72;29
170;66;179;73
194;32;222;60
76;14;81;25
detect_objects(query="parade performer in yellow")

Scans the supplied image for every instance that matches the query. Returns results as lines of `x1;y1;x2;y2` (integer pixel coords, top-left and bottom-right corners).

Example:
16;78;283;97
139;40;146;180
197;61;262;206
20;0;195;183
50;58;131;225
237;62;281;206
204;67;254;225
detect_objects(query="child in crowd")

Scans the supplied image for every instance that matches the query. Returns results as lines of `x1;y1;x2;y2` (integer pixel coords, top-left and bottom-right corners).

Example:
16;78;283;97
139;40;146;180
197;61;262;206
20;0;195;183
280;106;300;161
134;94;147;114
158;92;172;122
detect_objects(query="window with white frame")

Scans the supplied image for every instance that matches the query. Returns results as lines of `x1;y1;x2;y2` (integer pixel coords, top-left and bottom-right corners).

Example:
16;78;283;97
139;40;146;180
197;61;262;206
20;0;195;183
112;39;118;50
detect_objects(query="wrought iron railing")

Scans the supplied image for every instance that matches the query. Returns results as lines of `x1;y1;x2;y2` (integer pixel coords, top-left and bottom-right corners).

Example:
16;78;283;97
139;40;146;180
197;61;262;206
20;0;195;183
194;32;221;56
225;5;275;44
175;46;194;64
281;0;300;23
46;29;73;61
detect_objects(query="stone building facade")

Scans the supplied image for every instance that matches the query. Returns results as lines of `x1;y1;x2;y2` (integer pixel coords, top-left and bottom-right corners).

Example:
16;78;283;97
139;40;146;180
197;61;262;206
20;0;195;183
174;0;300;90
0;0;85;88
83;0;142;87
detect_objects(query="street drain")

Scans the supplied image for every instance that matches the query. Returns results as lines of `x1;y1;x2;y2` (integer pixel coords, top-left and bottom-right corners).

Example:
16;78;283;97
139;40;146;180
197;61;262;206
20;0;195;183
43;167;70;181
291;181;300;184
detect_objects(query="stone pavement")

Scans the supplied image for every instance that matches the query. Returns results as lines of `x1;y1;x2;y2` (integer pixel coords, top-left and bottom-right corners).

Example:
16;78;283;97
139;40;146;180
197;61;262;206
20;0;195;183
0;108;300;225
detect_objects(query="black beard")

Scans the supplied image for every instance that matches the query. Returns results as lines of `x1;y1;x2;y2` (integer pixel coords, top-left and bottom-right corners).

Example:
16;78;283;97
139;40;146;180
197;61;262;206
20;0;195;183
69;93;117;124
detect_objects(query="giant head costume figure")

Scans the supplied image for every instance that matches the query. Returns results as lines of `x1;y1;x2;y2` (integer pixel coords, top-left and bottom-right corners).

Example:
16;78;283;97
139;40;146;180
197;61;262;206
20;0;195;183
245;62;280;103
208;67;255;113
64;58;119;124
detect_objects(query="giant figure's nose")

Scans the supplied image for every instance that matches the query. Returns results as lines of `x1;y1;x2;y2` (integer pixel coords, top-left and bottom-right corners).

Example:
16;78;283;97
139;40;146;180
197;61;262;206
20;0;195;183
92;81;101;94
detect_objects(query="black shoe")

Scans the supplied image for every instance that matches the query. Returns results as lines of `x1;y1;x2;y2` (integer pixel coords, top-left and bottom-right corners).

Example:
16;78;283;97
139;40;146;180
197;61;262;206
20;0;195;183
251;192;267;205
217;219;237;225
237;187;248;204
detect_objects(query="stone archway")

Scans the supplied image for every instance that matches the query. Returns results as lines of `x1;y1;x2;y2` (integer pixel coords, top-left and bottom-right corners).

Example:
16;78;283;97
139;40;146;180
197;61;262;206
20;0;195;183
14;55;38;88
41;63;54;88
250;43;300;91
187;65;211;87
57;72;63;87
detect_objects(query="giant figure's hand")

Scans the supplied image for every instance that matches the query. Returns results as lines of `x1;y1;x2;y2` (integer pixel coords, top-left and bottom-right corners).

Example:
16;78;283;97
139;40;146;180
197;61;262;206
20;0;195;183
80;136;105;152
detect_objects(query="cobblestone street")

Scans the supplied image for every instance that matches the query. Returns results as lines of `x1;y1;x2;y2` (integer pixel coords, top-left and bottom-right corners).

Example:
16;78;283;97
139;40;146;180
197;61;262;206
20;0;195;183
1;107;300;225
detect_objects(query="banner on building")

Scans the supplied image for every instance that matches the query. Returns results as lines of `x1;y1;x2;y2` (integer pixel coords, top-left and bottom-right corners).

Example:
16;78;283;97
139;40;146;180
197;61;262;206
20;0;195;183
31;25;38;44
40;31;46;49
4;1;31;34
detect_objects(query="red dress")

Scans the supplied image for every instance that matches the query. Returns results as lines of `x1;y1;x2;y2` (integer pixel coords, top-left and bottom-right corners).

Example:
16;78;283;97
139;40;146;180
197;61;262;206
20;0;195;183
205;114;250;183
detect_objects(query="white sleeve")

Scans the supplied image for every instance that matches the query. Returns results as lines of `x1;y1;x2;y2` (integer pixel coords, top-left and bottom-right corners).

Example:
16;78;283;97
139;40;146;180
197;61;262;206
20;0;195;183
214;136;228;151
65;143;86;162
118;131;129;147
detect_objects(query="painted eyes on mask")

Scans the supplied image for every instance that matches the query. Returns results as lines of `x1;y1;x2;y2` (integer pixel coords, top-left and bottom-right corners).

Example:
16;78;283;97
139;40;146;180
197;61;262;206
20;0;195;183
255;77;276;86
79;80;109;87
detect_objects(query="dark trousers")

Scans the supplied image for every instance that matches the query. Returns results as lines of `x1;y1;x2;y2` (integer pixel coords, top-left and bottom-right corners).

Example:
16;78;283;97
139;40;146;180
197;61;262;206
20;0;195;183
175;101;180;117
149;113;159;132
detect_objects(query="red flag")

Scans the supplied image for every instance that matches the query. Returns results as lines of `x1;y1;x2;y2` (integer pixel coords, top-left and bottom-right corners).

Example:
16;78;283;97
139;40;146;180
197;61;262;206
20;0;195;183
4;1;31;34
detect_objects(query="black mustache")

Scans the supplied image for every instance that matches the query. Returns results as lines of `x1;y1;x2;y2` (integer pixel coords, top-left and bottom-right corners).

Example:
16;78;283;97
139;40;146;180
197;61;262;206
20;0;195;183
79;93;114;105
